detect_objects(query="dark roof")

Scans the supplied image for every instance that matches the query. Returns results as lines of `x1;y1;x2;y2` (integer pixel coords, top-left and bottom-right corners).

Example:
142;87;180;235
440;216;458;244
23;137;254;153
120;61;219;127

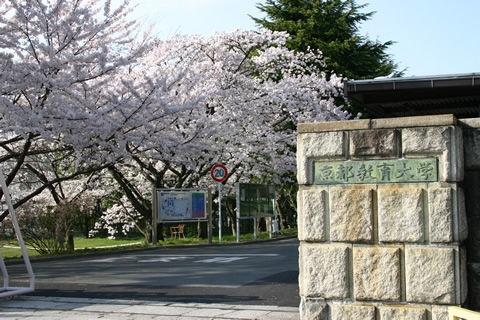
344;73;480;118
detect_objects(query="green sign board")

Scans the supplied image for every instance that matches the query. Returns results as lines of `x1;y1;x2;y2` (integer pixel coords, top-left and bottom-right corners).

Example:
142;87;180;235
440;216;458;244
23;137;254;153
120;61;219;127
314;158;438;185
238;183;275;217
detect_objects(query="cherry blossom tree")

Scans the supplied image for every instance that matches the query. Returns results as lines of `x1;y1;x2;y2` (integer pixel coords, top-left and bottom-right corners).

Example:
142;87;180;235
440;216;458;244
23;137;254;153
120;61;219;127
0;0;156;221
0;0;213;242
99;29;350;238
133;29;348;183
1;0;350;242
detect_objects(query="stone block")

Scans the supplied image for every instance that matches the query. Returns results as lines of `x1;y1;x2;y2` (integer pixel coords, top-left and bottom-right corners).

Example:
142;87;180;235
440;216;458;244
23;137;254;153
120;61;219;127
299;243;350;299
452;126;464;182
460;246;468;304
377;305;427;320
401;126;463;182
405;246;456;304
467;263;480;309
298;119;370;133
428;186;454;243
402;126;450;154
372;114;456;129
378;186;425;242
464;171;480;260
299;297;328;320
463;128;480;169
329;186;374;242
428;185;467;243
467;216;480;262
330;304;375;320
353;246;401;301
464;170;480;218
350;129;398;158
457;188;468;242
431;306;449;320
459;117;480;129
297;131;345;184
298;189;327;241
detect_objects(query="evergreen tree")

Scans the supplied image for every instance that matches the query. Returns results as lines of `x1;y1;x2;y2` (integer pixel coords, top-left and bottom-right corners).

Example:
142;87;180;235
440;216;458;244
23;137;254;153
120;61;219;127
252;0;401;80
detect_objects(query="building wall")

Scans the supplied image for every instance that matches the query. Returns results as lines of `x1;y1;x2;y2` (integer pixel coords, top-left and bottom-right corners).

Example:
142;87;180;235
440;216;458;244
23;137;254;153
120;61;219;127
297;115;468;320
459;118;480;310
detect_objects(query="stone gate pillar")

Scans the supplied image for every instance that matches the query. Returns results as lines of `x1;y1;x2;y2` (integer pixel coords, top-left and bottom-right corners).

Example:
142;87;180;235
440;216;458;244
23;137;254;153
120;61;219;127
297;115;468;320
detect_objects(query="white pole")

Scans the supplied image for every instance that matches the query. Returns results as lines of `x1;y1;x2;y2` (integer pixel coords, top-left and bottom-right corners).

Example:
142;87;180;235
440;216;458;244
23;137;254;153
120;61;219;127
236;183;240;243
0;170;35;296
208;189;213;244
218;182;222;243
152;185;157;244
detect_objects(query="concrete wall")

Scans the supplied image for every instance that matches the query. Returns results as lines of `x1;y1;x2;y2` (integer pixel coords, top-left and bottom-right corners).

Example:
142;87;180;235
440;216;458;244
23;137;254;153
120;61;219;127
297;115;468;320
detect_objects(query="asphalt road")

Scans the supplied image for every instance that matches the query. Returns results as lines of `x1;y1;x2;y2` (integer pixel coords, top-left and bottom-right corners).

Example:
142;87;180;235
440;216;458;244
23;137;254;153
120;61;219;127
6;237;300;307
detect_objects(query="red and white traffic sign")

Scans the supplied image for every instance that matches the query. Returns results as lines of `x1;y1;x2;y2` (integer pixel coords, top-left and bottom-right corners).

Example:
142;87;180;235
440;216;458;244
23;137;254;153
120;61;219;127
211;164;228;183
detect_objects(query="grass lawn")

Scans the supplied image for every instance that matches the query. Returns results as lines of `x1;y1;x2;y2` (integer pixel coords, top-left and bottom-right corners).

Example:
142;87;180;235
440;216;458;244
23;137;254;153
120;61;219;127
0;228;297;260
0;237;144;260
0;245;40;259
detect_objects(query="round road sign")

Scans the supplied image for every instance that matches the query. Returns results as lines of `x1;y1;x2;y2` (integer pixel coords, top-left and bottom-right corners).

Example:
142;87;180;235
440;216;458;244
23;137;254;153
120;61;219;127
211;164;228;183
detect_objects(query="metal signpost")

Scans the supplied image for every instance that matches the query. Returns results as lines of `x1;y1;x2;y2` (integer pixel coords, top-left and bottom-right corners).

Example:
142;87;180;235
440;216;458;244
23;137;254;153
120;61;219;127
211;164;228;243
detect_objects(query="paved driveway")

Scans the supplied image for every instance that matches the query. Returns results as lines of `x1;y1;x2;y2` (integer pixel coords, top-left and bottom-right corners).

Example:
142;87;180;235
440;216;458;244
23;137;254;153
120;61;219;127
7;237;300;307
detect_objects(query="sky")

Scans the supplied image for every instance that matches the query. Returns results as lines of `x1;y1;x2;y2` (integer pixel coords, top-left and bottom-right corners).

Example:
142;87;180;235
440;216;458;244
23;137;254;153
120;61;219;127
124;0;480;78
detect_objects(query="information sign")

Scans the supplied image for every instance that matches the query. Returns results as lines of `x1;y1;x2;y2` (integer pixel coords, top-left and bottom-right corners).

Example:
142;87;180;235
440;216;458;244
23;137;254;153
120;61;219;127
157;190;207;221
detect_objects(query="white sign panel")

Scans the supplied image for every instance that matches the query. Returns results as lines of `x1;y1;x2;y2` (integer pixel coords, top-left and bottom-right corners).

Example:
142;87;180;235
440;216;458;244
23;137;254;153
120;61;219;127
157;190;207;221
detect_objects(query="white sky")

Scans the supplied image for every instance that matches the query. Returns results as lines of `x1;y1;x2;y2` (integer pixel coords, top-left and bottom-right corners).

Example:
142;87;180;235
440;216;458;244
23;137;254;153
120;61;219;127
123;0;480;78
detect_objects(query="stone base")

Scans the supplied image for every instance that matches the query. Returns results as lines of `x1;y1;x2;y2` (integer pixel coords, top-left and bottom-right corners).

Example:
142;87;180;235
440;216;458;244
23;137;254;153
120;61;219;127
300;298;450;320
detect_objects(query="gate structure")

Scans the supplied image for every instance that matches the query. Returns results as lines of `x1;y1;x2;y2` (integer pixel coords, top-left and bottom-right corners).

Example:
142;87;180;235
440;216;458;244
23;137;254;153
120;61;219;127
297;115;467;319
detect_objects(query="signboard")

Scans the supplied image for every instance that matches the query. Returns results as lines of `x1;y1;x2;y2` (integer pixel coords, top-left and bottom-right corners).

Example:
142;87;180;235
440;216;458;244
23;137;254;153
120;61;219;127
314;158;438;185
211;164;228;183
238;183;275;217
157;190;207;221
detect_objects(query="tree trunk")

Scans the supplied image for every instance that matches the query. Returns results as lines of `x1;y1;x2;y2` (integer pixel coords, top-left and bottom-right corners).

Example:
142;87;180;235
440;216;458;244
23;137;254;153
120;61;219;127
66;231;74;253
